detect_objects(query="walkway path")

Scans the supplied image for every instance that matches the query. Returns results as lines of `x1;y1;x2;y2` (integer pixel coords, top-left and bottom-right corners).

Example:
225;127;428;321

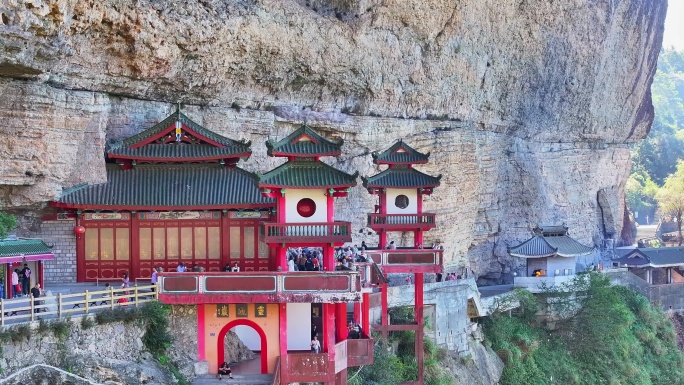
192;374;273;385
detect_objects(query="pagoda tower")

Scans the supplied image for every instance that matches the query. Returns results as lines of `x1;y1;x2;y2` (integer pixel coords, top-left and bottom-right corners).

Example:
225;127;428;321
259;125;358;271
362;140;442;385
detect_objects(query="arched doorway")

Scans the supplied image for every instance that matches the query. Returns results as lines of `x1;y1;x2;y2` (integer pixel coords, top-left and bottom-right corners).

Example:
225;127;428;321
217;319;268;374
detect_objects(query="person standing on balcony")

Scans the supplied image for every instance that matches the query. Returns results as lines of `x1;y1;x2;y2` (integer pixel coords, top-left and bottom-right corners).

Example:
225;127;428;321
310;335;321;353
176;262;187;272
387;241;397;250
231;262;240;272
312;255;320;271
288;257;296;272
297;254;307;272
121;273;130;296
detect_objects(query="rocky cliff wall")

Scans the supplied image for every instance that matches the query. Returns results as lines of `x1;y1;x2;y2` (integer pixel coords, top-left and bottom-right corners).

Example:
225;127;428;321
0;0;667;281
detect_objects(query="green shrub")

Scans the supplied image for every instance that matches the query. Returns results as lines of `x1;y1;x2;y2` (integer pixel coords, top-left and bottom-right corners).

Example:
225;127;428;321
50;319;71;341
80;316;95;330
11;324;31;343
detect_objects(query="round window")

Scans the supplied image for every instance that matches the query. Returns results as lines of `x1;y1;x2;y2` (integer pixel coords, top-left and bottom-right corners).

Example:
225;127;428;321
395;194;409;209
297;198;317;218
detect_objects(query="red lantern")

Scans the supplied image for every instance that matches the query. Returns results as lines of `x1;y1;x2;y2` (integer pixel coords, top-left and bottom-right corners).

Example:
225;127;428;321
74;226;86;236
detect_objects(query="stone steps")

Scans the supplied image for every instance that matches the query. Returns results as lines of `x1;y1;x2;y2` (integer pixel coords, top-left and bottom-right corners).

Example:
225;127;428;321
192;374;273;385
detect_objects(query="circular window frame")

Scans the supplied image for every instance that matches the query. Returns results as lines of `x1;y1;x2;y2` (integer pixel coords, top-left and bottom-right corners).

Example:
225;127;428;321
395;194;410;209
296;198;317;218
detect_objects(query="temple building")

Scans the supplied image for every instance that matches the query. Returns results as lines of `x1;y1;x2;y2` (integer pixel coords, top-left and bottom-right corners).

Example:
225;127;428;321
35;109;447;384
613;247;684;284
362;140;443;385
1;238;54;298
51;109;273;281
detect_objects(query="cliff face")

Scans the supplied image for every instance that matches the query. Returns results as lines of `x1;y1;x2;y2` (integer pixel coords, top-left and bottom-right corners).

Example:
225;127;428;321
0;0;667;281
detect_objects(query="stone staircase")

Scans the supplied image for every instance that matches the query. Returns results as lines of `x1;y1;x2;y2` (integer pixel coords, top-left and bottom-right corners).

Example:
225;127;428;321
192;374;274;385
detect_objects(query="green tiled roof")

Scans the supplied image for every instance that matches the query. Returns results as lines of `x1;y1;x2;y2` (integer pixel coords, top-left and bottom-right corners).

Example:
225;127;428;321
258;160;358;188
56;164;273;208
0;239;53;257
108;144;250;161
509;234;594;258
362;167;441;189
107;110;251;160
372;140;430;165
266;125;342;157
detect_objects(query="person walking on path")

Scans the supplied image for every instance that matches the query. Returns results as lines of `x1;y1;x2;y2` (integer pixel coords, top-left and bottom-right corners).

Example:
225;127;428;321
11;269;19;297
31;283;42;313
150;267;159;292
20;264;31;296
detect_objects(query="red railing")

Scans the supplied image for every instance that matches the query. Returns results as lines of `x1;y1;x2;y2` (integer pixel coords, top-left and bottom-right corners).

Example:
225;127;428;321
157;271;362;304
365;249;443;274
280;337;374;383
261;222;352;243
367;213;436;230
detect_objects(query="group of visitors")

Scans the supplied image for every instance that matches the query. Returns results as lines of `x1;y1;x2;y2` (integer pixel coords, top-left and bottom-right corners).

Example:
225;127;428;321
287;247;323;272
10;263;32;297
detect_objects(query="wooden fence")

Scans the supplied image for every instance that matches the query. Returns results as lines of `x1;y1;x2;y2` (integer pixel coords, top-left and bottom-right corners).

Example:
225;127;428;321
0;284;158;326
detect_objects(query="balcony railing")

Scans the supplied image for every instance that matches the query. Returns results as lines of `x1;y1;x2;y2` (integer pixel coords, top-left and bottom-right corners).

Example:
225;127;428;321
157;271;362;304
365;249;443;273
367;213;436;231
261;222;352;244
280;337;374;383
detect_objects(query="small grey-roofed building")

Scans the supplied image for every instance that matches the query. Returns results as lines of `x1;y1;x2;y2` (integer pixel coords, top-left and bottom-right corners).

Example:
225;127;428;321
613;247;684;285
509;225;595;277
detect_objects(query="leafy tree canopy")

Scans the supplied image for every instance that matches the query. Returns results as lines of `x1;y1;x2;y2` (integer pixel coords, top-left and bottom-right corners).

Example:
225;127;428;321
0;212;17;240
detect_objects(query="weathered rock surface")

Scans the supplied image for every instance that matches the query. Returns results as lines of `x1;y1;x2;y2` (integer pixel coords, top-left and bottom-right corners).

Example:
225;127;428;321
0;0;667;280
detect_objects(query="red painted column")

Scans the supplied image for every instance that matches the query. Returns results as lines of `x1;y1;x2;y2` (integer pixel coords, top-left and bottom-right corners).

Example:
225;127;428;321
278;247;288;271
5;264;10;299
327;192;334;222
197;304;206;361
415;273;425;385
379;191;387;248
323;245;334;272
75;215;86;282
221;211;230;269
362;292;370;337
130;212;140;279
279;303;288;383
381;282;389;338
323;303;336;353
335;302;347;342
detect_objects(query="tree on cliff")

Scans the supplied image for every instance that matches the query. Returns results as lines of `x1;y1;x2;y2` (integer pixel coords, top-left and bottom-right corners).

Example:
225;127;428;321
656;160;684;245
0;212;17;240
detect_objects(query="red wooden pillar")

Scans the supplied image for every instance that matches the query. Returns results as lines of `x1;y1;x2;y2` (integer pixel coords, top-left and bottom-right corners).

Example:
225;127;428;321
323;244;334;272
221;210;230;269
76;214;86;282
327;192;334;222
416;190;424;247
335;302;347;342
381;282;389;338
278;247;288;271
197;304;206;361
280;303;288;384
130;212;140;279
362;292;370;336
379;190;387;248
335;369;348;385
323;303;336;353
4;264;9;299
415;273;425;385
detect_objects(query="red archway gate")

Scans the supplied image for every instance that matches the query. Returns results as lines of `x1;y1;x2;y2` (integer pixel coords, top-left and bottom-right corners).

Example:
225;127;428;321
198;304;280;375
217;319;268;374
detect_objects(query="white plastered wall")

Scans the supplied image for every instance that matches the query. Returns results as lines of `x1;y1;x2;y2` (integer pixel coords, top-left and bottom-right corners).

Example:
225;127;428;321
287;303;312;350
385;188;418;215
285;189;328;222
